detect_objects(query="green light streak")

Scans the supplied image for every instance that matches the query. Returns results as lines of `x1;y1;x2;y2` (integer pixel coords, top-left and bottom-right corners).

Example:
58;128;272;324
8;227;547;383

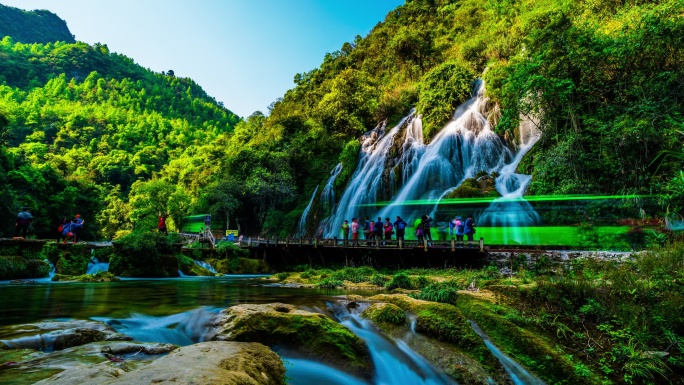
360;194;656;207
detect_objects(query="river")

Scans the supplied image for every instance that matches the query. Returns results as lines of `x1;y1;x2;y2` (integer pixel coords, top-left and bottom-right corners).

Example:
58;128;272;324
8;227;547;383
0;277;459;385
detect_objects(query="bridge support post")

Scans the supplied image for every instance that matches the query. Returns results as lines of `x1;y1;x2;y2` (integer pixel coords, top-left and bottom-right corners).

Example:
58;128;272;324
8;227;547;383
314;238;318;249
424;239;428;252
399;239;402;249
299;237;303;246
479;237;484;252
286;238;289;248
451;239;455;252
375;238;379;249
248;236;252;247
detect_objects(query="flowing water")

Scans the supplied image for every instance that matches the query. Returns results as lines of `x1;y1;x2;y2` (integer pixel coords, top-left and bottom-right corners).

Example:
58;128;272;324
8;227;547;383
86;256;109;275
320;80;542;241
297;185;319;237
0;278;440;385
0;278;542;384
193;260;217;274
468;320;546;385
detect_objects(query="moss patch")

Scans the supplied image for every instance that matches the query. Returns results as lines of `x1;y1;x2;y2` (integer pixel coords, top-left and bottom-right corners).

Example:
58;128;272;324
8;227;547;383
212;303;372;379
362;303;406;330
51;271;120;282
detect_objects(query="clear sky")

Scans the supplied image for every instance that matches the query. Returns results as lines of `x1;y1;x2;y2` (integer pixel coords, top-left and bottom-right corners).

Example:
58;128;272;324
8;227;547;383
1;0;404;118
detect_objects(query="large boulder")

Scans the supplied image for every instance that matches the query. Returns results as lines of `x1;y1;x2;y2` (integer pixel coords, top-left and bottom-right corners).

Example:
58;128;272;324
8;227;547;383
36;341;285;385
210;303;373;379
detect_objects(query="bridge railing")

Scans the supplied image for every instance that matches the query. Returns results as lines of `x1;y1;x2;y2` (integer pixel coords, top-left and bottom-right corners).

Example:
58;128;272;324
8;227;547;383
236;236;484;252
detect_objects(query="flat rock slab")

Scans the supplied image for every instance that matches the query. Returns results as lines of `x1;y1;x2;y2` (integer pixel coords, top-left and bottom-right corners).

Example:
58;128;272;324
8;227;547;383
32;341;283;385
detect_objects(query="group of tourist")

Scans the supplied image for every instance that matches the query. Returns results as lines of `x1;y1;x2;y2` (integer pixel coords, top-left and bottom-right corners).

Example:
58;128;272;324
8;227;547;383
340;214;476;246
12;208;85;244
57;214;85;244
341;216;409;245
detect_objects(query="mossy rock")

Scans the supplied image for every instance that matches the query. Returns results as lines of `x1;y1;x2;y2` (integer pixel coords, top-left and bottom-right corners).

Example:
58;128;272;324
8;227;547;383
176;255;215;276
362;303;406;330
368;294;505;383
447;178;484;198
457;293;602;385
208;258;269;274
0;255;50;280
210;303;373;379
51;272;120;282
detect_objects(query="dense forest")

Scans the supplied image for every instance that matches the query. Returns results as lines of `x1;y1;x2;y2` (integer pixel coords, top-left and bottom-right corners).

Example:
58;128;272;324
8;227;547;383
0;0;683;240
0;4;73;44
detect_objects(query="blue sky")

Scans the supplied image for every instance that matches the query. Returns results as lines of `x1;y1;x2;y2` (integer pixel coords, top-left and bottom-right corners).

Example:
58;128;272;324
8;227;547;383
2;0;404;117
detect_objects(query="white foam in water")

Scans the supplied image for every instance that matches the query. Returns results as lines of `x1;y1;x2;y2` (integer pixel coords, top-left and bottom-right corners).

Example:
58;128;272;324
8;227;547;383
297;185;319;237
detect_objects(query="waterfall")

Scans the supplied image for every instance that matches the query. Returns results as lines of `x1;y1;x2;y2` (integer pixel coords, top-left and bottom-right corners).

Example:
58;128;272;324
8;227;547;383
46;260;56;278
194;260;217;274
86;257;109;275
297;186;319;237
322;115;412;237
320;163;343;213
478;116;542;244
320;80;542;241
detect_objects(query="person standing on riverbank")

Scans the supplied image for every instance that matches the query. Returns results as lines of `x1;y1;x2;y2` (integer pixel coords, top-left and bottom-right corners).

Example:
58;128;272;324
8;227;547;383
14;208;33;238
363;216;371;241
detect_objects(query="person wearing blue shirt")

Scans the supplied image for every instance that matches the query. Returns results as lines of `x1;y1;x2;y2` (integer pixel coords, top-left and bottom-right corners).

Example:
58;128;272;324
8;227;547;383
464;214;475;247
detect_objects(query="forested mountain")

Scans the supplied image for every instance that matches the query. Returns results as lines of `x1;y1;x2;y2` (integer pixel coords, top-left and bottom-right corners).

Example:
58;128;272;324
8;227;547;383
1;0;683;240
0;4;74;44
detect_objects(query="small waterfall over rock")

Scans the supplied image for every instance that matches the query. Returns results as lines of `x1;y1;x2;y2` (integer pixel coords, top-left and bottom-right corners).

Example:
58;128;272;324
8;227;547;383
328;301;456;385
194;260;217;274
297;185;319;237
468;320;546;385
86;256;109;275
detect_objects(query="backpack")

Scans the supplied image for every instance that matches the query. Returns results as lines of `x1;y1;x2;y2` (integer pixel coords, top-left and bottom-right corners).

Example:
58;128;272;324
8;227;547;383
384;223;393;234
397;221;406;230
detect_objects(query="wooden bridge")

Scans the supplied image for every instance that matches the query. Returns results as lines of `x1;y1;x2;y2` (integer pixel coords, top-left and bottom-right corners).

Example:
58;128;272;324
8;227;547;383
237;236;487;270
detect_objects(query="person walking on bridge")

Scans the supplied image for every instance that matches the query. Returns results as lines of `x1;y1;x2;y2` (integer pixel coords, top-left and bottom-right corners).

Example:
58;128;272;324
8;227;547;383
394;216;406;242
464;214;476;247
374;217;383;241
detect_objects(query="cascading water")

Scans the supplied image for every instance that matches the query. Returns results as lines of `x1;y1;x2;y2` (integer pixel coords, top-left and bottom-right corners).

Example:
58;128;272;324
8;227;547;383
321;163;343;212
320;80;542;241
322;115;413;237
297;185;319;237
194;260;217;274
326;302;457;385
86;256;109;275
478;117;542;244
468;320;546;385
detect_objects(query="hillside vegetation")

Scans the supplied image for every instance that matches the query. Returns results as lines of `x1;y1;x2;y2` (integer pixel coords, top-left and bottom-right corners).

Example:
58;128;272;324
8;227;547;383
0;0;683;239
0;4;74;44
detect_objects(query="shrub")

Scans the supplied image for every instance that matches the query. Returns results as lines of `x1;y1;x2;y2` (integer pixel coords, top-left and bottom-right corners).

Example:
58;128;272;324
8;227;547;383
369;274;389;287
386;272;413;290
275;272;289;281
317;277;344;289
412;280;461;305
331;266;376;283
